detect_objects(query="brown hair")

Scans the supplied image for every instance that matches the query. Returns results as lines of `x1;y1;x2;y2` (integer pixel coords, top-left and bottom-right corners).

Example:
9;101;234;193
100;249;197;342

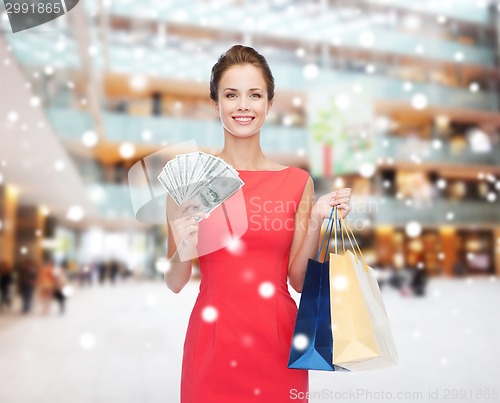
210;44;275;102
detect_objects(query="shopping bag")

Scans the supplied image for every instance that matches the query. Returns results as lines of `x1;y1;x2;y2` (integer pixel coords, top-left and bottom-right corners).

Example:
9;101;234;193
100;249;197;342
329;210;399;370
288;207;348;371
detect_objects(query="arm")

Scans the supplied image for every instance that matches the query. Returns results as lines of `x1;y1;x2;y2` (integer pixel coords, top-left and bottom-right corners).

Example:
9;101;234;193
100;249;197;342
164;196;198;294
288;176;352;293
287;176;322;293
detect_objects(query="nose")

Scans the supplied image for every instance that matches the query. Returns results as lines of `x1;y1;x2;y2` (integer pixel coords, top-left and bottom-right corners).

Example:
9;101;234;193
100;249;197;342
237;97;249;111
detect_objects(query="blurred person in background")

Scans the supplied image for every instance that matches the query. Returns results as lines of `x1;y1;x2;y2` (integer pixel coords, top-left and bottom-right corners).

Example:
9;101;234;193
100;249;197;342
17;258;38;314
98;261;107;284
0;260;13;313
38;258;56;315
410;266;428;297
52;265;68;315
109;259;120;285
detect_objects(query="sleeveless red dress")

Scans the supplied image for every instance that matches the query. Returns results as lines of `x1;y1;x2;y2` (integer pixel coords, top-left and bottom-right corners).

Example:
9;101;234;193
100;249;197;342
180;166;310;403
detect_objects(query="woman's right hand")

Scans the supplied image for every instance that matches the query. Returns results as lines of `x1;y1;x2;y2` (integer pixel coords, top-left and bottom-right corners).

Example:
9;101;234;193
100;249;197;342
170;200;209;250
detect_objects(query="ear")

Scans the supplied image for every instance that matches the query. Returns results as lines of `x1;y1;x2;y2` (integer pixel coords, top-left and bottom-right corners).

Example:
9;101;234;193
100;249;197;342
210;98;219;113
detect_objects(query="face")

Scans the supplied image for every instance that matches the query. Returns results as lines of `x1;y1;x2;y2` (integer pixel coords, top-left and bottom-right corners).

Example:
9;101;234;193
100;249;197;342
211;64;273;139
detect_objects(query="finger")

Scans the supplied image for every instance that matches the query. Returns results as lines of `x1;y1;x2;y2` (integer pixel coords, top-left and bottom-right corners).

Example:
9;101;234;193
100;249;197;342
180;199;202;214
191;210;210;220
337;204;351;216
184;224;199;236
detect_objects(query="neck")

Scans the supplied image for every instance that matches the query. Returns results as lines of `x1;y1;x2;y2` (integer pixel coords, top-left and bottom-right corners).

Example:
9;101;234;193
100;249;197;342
216;129;267;169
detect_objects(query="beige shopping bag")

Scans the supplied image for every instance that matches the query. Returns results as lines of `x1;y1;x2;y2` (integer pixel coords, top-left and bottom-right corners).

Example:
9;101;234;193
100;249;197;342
329;208;399;370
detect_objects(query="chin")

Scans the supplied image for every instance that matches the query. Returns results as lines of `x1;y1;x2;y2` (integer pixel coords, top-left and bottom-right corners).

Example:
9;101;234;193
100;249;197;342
224;126;261;138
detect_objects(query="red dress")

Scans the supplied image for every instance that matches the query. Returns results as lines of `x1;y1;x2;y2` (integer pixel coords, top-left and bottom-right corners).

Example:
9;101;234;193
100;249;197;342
181;166;310;403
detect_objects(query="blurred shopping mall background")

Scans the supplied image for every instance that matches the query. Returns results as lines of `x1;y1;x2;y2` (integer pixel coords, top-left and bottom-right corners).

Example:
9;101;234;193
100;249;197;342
0;1;499;402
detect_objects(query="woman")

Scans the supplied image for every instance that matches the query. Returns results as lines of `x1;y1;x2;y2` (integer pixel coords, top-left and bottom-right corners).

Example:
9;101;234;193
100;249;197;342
165;45;352;403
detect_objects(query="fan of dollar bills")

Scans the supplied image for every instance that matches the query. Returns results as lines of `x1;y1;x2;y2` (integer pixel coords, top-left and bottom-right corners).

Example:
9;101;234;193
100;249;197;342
157;152;244;218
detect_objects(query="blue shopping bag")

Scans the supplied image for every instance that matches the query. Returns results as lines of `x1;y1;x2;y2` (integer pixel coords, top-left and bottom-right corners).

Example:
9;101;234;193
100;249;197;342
288;207;349;371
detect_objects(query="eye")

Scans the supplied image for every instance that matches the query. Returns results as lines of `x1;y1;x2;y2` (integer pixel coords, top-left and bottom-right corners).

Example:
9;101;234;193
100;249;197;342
226;93;236;98
251;93;261;98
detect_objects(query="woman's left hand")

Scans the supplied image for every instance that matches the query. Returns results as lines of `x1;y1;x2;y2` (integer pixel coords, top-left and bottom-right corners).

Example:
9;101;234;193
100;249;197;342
311;187;352;221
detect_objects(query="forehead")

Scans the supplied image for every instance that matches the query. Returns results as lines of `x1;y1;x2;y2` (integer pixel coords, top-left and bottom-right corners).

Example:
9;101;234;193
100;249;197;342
219;64;267;90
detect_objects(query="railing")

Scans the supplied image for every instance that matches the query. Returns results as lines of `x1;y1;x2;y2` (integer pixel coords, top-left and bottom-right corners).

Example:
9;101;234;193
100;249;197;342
47;108;309;153
375;136;500;165
365;0;494;25
48;107;499;166
90;185;500;226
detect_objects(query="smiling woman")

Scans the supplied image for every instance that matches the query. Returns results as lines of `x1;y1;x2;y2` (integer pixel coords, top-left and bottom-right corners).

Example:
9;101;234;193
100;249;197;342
165;44;352;403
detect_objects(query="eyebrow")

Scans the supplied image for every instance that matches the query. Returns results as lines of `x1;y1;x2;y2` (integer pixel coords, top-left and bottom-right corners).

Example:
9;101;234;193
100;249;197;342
223;88;263;92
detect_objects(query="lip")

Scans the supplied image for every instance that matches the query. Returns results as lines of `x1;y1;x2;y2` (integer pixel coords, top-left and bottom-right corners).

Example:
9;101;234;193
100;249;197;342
232;116;255;125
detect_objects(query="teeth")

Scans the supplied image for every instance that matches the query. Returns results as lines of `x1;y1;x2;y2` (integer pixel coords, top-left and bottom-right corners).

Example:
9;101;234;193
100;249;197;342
234;117;252;122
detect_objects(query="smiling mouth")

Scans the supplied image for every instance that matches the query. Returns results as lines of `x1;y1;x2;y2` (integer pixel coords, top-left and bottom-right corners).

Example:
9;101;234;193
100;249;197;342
233;117;255;124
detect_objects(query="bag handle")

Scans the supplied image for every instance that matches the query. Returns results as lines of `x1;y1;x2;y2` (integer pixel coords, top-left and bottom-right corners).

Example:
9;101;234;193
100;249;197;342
316;205;336;262
337;210;369;272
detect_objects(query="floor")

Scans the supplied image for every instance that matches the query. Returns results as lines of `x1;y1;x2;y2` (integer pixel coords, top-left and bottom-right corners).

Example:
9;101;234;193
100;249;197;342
0;275;498;403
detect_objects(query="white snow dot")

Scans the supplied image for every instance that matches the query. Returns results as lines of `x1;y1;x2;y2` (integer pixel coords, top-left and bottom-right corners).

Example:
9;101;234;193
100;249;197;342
335;94;350;110
242;268;255;282
469;82;480;93
359;163;375;178
80;333;96;350
54;160;65;171
293;334;310;351
67;205;84;222
258;282;275;298
359;31;375;47
144;294;158;307
486;192;496;202
454;51;464;62
230;360;238;368
403;81;413;92
7;111;18;123
411;93;428;110
295;47;305;58
30;96;41;107
440;357;448;366
446;211;454;221
432;139;442;149
20;246;28;255
254;388;261;395
119;142;135;159
242;334;254;347
405;221;422;238
292;96;302;107
303;63;319;80
141;130;152;141
437;179;447;189
226;237;244;254
332;275;348;291
130;74;148;91
365;64;376;74
201;306;218;322
82;131;98;148
437;15;447;24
